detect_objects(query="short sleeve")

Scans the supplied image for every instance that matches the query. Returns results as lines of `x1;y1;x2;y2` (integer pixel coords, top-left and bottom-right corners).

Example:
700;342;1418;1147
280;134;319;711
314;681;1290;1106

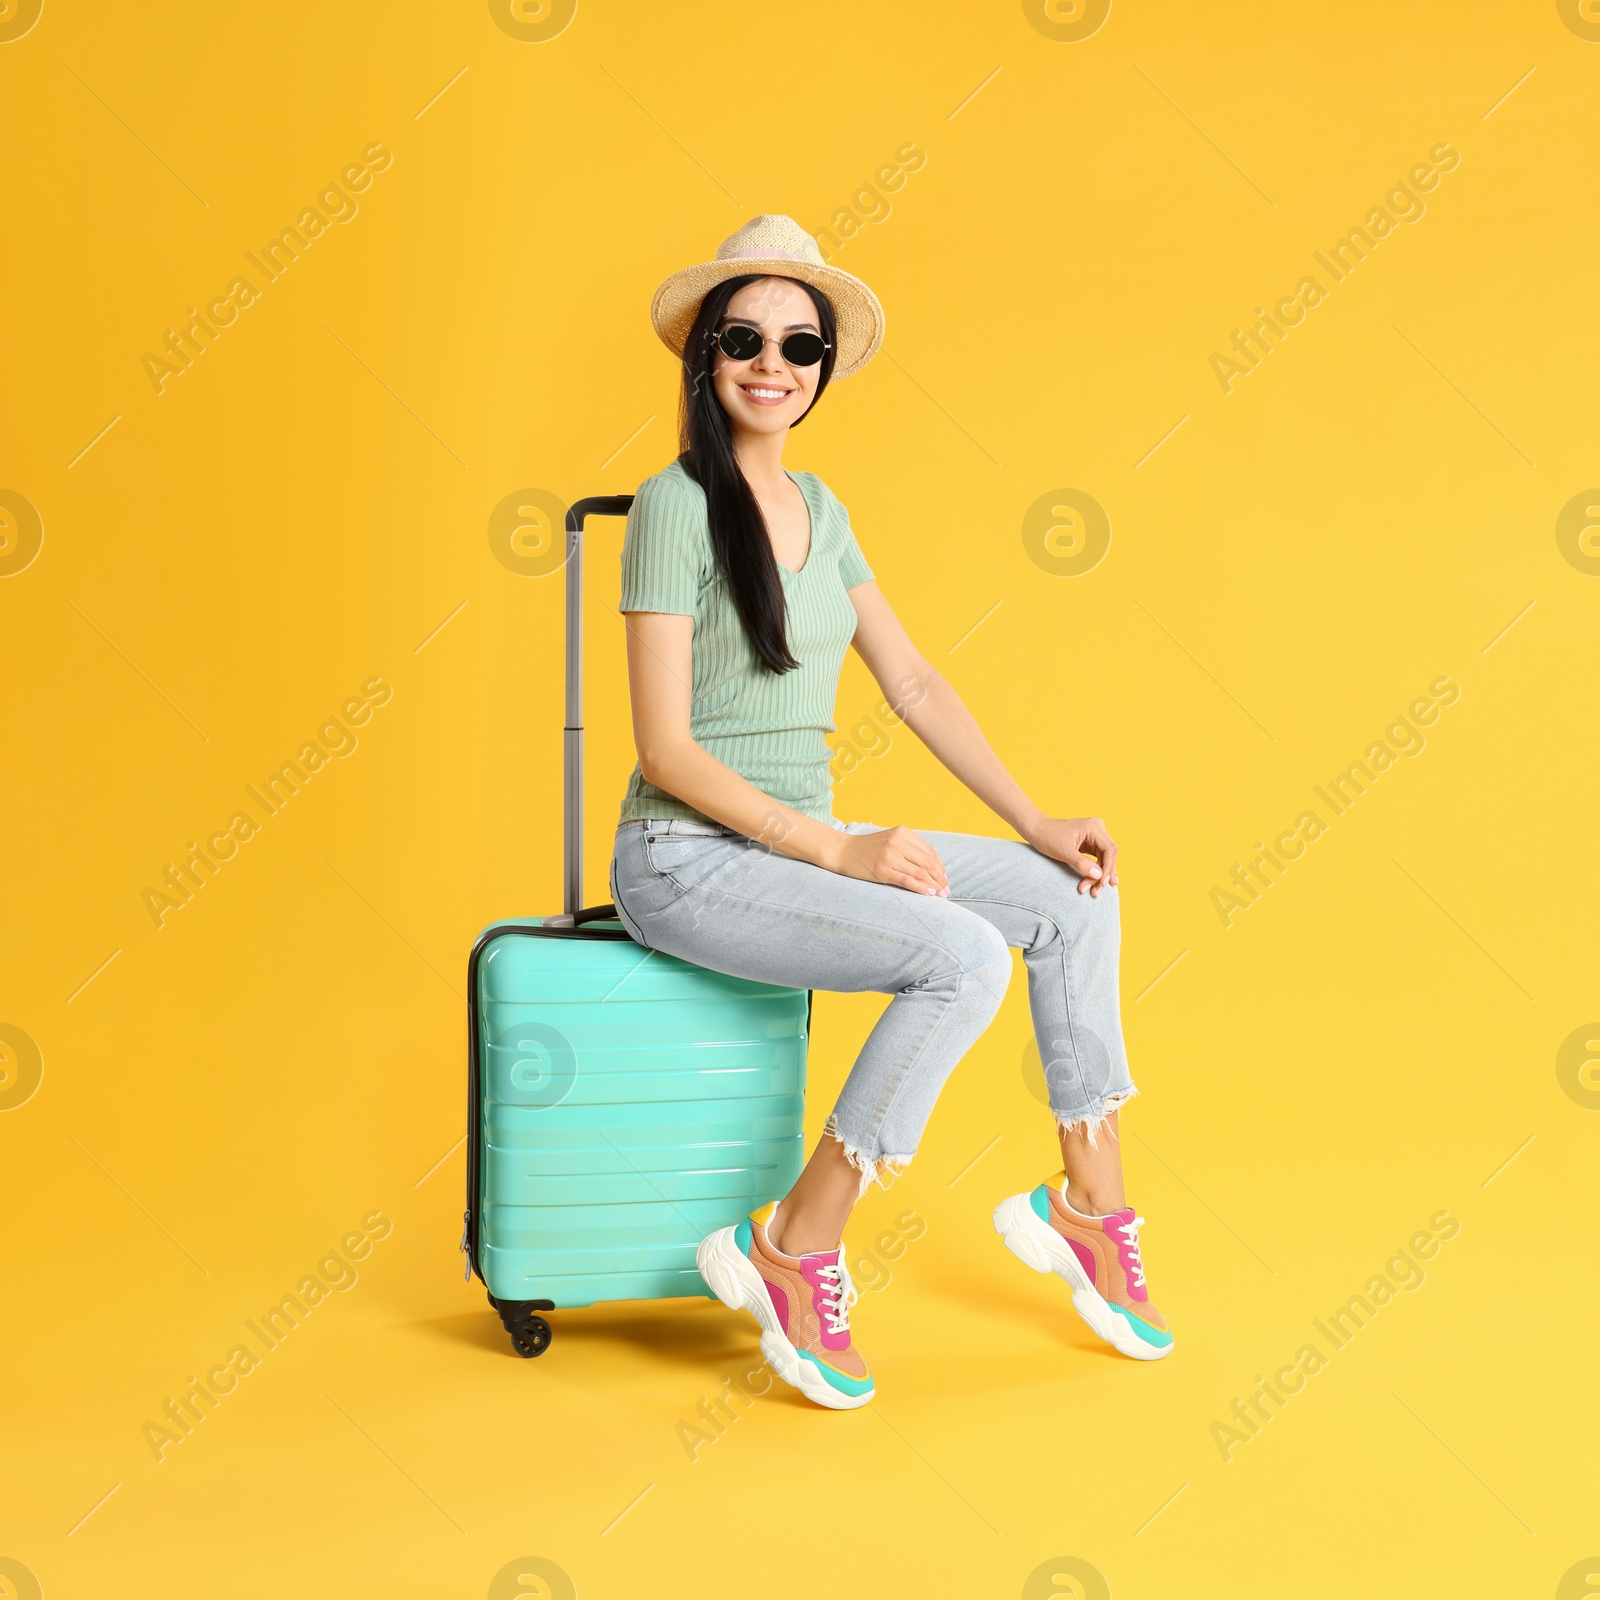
834;492;874;589
618;469;711;615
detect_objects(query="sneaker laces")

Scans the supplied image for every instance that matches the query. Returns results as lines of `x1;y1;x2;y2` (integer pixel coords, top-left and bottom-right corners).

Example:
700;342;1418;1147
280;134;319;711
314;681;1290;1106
1114;1214;1147;1291
815;1257;859;1337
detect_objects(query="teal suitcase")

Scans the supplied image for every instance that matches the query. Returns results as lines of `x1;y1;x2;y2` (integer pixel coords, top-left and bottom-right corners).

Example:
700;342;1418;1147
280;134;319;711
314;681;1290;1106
463;495;811;1357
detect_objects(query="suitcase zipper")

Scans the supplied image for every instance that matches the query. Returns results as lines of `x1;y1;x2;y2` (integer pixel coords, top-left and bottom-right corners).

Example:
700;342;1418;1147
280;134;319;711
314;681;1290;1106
459;1209;471;1280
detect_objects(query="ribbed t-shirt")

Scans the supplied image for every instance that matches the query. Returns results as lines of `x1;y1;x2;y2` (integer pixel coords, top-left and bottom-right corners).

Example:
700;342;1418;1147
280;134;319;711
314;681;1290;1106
615;457;875;827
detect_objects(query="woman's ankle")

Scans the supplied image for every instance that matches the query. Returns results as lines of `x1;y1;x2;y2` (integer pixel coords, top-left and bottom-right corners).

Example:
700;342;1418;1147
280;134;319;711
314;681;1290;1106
1063;1181;1126;1218
766;1198;841;1258
765;1133;863;1256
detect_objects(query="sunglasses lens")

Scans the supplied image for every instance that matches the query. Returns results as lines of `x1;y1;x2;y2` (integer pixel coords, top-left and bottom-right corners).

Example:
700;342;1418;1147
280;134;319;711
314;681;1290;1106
717;325;763;361
781;332;827;366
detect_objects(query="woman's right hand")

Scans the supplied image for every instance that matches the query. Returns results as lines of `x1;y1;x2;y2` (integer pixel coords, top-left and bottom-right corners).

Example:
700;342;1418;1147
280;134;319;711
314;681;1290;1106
830;826;949;897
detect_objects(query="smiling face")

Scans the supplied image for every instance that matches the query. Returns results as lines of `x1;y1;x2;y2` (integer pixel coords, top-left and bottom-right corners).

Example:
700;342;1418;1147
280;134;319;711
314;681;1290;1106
710;277;826;438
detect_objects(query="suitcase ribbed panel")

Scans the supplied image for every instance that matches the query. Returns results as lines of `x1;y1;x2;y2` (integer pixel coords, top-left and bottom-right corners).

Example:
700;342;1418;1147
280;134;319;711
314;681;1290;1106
474;926;808;1308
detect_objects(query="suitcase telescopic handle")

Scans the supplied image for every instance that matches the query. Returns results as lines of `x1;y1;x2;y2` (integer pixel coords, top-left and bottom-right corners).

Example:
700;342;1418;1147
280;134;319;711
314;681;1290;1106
559;494;635;920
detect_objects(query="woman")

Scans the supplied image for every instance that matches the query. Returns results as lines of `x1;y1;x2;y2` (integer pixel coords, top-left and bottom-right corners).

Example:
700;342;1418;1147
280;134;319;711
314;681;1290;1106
609;215;1172;1411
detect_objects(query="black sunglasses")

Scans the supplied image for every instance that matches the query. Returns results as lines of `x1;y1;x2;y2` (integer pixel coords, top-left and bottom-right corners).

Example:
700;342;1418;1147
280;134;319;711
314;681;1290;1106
712;323;830;367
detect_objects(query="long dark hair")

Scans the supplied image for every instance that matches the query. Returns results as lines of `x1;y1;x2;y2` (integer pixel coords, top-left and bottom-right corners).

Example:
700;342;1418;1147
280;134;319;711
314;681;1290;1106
677;274;838;675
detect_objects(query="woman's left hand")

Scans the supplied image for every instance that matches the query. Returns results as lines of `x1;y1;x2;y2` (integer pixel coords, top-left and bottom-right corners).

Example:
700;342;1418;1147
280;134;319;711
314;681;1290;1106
1027;815;1118;897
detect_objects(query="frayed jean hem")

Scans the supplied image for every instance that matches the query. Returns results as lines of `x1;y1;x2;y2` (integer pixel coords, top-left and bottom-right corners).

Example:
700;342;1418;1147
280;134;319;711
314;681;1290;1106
1051;1084;1138;1150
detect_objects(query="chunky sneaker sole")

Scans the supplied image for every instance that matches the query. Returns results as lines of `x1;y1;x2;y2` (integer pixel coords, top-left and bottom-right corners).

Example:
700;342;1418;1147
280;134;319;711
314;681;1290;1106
697;1226;875;1410
993;1192;1173;1361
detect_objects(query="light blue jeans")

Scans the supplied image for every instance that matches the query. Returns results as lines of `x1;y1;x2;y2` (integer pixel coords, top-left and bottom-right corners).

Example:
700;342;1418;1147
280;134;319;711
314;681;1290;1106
609;816;1135;1187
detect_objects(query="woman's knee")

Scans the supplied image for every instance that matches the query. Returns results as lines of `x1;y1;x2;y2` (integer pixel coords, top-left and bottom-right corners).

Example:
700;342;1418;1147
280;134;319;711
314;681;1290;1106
947;916;1013;1014
1029;863;1120;948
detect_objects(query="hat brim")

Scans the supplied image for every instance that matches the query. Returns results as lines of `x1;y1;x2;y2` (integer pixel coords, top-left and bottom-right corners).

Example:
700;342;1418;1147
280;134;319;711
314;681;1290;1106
650;256;885;379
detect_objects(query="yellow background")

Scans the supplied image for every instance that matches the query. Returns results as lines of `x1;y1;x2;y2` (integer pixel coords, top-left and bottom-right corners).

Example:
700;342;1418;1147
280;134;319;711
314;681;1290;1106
4;1;1597;1595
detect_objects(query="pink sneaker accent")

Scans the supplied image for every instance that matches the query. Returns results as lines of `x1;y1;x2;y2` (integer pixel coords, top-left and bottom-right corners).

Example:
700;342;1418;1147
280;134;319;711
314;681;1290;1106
1105;1209;1149;1302
764;1279;789;1325
801;1252;851;1353
1067;1235;1098;1284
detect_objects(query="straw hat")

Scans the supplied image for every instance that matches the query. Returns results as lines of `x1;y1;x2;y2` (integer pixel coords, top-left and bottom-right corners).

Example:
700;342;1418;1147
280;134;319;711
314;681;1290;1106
649;214;885;379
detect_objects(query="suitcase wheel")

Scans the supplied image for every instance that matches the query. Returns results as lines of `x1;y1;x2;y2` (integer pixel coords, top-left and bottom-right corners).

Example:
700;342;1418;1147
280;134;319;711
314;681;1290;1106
490;1293;555;1359
506;1313;551;1359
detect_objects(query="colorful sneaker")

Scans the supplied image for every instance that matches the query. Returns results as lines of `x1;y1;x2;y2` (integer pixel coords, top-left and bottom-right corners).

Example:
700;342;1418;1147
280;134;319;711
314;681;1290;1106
696;1201;874;1410
993;1172;1174;1360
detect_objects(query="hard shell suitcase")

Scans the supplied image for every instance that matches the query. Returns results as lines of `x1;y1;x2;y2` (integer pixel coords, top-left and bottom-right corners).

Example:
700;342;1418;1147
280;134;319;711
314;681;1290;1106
463;495;812;1358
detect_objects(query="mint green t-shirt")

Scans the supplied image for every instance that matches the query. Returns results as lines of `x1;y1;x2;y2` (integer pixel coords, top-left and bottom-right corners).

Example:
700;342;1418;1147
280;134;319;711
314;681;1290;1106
616;458;875;827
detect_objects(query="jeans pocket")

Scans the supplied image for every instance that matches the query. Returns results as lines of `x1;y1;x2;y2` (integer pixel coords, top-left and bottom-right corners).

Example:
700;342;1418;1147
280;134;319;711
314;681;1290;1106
641;830;732;890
